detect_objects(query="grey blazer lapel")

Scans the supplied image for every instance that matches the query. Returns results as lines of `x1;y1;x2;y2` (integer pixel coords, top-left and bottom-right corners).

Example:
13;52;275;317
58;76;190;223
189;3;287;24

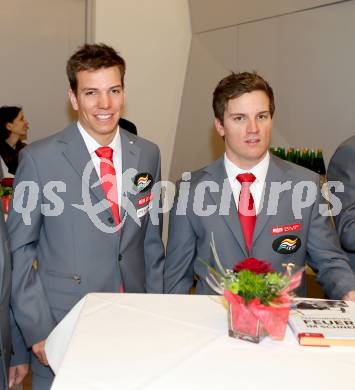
253;155;290;243
121;129;141;175
60;123;112;218
205;157;248;256
120;129;141;221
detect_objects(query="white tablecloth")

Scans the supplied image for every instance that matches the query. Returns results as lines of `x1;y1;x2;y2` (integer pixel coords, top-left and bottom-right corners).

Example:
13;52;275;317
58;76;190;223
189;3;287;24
45;293;355;390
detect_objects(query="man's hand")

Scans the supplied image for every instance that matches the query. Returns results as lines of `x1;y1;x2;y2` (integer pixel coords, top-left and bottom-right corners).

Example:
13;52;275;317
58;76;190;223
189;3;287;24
8;364;29;388
342;290;355;301
32;339;49;366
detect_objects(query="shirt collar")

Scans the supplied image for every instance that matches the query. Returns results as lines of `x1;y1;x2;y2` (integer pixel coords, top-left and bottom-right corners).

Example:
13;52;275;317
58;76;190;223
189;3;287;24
77;121;121;155
224;151;270;184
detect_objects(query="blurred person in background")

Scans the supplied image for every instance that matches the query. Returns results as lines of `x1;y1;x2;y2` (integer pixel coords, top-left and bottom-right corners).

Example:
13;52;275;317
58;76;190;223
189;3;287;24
327;135;355;272
0;106;29;177
119;117;137;135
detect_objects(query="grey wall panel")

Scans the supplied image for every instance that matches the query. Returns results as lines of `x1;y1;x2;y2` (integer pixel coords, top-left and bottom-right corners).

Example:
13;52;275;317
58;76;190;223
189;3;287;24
169;27;237;183
189;0;349;33
0;0;86;143
174;0;355;181
237;0;355;164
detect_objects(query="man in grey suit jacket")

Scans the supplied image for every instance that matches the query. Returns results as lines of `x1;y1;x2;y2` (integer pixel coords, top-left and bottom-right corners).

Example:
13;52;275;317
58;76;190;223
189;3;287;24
327;135;355;272
0;204;29;389
164;72;355;300
8;43;164;390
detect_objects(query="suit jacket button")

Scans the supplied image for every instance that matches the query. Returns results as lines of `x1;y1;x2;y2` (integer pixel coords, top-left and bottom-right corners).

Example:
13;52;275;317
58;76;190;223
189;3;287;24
118;254;122;261
108;217;114;224
73;275;81;284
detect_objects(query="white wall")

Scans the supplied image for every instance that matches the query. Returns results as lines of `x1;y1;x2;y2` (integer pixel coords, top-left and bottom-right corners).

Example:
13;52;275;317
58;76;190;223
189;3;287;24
94;0;191;180
189;0;346;33
169;28;238;183
237;1;355;165
170;0;355;181
0;0;86;142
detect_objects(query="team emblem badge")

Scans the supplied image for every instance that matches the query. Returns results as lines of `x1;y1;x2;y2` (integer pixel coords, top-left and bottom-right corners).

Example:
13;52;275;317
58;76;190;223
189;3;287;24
272;235;301;254
133;173;153;193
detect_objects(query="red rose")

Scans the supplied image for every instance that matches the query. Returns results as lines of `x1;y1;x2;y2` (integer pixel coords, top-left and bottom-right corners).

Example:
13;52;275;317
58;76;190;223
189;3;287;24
233;258;274;274
1;177;14;188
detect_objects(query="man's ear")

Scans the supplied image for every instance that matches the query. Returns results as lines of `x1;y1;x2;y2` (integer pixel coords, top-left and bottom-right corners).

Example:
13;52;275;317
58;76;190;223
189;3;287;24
215;118;225;137
68;88;79;111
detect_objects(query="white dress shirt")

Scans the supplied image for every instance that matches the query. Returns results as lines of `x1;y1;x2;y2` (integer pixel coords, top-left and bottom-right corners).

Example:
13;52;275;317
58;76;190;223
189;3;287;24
224;152;270;215
77;121;122;205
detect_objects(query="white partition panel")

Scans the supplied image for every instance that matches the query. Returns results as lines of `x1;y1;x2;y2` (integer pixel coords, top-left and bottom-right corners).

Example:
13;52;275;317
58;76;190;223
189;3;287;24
237;0;355;164
171;0;355;184
189;0;349;33
0;0;87;142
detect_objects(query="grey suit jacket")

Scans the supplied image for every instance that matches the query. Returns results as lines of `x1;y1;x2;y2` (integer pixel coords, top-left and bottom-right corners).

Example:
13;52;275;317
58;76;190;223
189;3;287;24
0;204;12;389
8;124;165;350
0;205;28;389
164;155;355;298
327;135;355;271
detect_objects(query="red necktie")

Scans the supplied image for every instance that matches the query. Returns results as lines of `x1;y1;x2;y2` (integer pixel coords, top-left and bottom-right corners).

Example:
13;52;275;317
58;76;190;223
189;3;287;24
95;146;120;225
236;173;256;253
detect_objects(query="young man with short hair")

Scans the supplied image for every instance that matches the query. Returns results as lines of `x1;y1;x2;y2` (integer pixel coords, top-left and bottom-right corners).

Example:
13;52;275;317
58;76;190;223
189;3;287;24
8;43;165;390
164;72;355;301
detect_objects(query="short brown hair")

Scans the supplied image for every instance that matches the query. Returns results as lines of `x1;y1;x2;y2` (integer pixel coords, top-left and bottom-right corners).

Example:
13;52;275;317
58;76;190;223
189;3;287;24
213;72;275;124
66;43;126;94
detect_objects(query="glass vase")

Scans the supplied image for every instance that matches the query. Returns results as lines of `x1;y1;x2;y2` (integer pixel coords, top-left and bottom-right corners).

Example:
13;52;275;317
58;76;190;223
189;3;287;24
228;302;267;343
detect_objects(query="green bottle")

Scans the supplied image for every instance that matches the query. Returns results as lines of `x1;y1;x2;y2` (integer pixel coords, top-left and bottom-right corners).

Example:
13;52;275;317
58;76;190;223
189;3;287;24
286;147;295;162
279;147;286;160
270;146;277;157
299;149;307;168
316;149;326;176
309;149;316;172
294;149;301;165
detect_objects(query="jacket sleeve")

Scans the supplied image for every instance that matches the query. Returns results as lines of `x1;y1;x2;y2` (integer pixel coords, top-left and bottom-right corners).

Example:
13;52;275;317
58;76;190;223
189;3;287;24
10;309;29;366
306;175;355;299
164;180;197;294
327;141;355;253
8;148;56;347
144;147;165;293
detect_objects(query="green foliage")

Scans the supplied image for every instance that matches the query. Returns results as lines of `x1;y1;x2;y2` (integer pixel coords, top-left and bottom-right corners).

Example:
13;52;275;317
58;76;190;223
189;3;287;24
219;268;290;305
0;185;13;197
236;270;288;304
203;234;293;305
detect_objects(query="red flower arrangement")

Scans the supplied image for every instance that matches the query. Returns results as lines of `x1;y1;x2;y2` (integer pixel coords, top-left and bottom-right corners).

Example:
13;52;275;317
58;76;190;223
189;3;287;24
233;258;274;274
0;177;14;214
204;235;303;343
